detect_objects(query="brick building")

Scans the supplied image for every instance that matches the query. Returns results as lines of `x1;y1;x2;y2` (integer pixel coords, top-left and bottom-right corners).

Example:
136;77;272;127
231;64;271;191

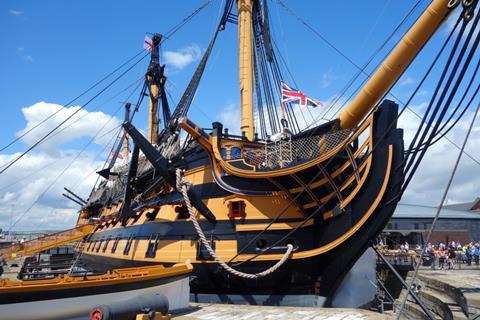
383;202;480;247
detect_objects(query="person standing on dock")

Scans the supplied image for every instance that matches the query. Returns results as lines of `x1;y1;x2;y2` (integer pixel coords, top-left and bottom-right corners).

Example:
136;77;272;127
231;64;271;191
465;244;473;266
0;255;6;277
426;245;436;270
474;243;479;267
448;244;456;270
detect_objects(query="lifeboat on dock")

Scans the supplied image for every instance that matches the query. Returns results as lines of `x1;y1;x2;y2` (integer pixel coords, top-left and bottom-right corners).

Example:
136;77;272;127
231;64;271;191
0;263;192;320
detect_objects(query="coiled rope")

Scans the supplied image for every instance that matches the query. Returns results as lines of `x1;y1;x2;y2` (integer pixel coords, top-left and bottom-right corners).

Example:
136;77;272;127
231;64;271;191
175;169;293;279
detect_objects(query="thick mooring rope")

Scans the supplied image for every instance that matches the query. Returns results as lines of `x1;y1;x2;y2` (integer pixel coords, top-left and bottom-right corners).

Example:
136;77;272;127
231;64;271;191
176;169;293;279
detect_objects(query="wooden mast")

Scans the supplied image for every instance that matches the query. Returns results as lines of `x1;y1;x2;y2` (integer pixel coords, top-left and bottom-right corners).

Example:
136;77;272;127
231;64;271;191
123;103;131;159
147;34;162;144
237;0;255;140
338;0;456;129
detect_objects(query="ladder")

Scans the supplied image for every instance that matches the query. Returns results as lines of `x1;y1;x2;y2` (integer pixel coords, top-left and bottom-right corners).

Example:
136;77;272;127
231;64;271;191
0;224;94;262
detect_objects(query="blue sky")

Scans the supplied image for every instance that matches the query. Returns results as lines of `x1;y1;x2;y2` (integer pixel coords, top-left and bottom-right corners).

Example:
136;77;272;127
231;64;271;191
0;0;479;230
0;0;433;147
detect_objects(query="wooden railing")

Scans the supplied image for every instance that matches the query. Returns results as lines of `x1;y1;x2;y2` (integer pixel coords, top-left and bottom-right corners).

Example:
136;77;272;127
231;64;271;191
0;224;94;262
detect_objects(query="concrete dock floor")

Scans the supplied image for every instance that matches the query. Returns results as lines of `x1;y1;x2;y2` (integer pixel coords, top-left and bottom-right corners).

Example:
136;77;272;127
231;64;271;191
417;268;480;310
174;303;391;320
396;267;480;319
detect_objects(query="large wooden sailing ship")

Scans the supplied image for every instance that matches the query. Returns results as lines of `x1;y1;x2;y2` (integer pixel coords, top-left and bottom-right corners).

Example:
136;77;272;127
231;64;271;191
68;0;480;307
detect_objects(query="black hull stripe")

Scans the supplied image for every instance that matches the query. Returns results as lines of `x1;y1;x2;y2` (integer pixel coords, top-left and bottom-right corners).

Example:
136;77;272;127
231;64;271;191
91;218;316;241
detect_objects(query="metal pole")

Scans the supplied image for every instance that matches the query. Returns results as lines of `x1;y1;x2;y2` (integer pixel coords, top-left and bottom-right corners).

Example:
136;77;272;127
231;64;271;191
376;271;396;305
372;245;436;320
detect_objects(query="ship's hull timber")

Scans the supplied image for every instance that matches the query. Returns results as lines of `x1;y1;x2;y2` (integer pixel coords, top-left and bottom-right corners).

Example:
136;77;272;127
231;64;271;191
78;100;404;306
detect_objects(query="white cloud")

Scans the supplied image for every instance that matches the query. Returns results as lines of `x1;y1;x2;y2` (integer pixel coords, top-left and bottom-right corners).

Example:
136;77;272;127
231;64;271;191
9;9;23;16
321;72;336;88
17;47;24;52
0;102;121;231
0;151;105;231
219;102;241;135
23;55;33;62
17;102;121;153
399;108;480;206
163;45;201;69
399;76;415;87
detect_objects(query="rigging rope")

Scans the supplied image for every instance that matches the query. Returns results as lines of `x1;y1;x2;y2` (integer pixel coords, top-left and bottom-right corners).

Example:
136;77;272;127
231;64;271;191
47;76;145;146
408;56;480;153
0;50;148;153
0;77;143;199
162;0;213;41
229;8;476;263
7;102;125;231
277;0;480;168
396;101;480;319
227;106;376;264
402;5;480;193
0;52;149;176
175;168;293;279
1;0;211;173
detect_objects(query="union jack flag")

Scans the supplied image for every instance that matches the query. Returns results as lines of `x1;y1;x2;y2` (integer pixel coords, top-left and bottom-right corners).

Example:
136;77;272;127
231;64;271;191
281;81;322;108
144;35;153;52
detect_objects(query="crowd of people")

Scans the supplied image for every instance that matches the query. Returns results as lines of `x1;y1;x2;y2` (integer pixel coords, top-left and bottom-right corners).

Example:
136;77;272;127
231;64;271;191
423;241;480;270
377;239;480;270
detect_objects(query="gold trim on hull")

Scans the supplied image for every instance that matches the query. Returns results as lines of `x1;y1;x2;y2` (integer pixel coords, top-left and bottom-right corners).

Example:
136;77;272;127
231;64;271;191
82;145;393;265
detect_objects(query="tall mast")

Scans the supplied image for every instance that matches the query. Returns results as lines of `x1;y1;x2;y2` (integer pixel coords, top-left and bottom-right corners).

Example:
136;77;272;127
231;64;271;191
123;102;131;159
147;34;162;144
237;0;255;140
338;0;456;129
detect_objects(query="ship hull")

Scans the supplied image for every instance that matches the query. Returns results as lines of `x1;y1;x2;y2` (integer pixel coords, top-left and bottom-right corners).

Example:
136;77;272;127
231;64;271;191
78;101;404;307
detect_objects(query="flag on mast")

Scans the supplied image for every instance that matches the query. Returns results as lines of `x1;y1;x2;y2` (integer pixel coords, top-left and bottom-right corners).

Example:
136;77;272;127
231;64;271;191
111;150;124;160
281;81;322;108
144;35;153;52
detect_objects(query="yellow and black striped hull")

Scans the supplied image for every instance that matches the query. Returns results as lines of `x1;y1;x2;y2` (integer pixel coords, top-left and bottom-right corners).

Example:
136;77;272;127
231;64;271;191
77;100;404;306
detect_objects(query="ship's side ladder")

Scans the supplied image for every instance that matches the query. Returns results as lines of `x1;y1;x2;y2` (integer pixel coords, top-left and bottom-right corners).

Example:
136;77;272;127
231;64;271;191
0;224;94;262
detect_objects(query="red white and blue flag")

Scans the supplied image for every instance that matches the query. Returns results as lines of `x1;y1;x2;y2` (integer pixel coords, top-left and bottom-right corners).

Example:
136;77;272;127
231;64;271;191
144;35;153;52
281;81;322;108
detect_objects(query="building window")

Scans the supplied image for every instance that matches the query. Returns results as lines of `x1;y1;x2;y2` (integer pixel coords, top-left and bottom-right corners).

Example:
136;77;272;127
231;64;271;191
394;223;398;230
228;201;246;218
387;223;393;229
414;223;419;230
